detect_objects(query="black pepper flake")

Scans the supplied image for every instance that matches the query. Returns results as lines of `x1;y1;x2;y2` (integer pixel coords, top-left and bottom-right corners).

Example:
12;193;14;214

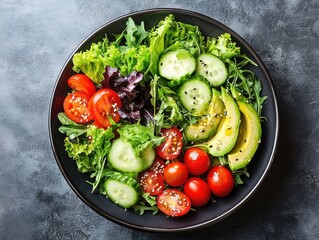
184;91;188;95
200;129;205;133
209;145;213;148
193;97;196;99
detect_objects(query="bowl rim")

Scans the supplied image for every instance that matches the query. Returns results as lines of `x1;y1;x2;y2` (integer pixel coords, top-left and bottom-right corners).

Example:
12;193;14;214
48;7;279;232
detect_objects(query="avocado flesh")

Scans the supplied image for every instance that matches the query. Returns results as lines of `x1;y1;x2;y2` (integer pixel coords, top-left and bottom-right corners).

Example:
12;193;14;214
227;101;262;171
185;88;224;142
205;87;241;156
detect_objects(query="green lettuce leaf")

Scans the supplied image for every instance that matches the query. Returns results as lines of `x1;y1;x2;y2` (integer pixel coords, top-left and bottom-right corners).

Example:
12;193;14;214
72;38;109;85
63;125;116;192
64;125;115;173
147;14;174;75
163;20;205;57
104;43;150;76
147;14;205;76
206;33;240;60
116;123;164;156
72;18;150;84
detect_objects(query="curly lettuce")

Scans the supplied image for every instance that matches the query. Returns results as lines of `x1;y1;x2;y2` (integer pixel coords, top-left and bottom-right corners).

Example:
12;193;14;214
104;43;150;76
206;33;240;60
72;39;108;85
116;123;164;157
58;114;116;192
72;18;150;85
147;14;205;76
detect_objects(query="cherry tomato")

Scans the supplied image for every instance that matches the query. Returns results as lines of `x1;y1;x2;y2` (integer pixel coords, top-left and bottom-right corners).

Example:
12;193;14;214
67;74;96;97
155;127;183;160
149;157;165;175
163;162;189;187
92;120;105;129
183;147;210;176
157;189;191;217
184;177;211;207
63;91;92;124
207;165;234;197
89;89;122;128
138;170;164;196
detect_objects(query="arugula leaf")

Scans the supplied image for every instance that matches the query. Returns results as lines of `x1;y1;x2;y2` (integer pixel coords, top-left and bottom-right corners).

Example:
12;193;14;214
132;192;159;215
150;74;160;115
218;156;229;166
233;167;250;185
64;125;116;193
58;113;88;139
125;17;148;47
152;77;198;133
226;55;267;116
58;112;81;126
253;79;268;116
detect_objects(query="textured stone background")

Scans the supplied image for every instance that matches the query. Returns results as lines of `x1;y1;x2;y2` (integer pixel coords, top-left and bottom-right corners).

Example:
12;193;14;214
1;0;319;239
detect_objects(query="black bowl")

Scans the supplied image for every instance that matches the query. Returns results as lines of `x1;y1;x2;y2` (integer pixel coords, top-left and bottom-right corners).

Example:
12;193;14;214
49;8;279;232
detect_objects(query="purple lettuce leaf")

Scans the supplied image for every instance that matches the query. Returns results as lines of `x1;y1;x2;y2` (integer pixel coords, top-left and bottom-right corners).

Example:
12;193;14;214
101;67;151;122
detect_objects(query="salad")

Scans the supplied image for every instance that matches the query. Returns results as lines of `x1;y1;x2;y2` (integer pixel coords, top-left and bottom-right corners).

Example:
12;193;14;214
58;14;267;217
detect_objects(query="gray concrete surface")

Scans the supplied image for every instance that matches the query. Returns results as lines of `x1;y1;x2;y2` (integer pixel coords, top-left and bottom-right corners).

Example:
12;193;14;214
0;0;318;239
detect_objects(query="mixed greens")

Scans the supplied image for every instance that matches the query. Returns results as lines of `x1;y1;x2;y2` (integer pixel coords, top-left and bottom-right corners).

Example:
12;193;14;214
58;14;267;217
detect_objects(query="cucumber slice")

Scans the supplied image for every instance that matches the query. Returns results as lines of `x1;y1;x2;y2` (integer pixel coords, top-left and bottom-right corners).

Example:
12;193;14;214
177;76;212;116
196;53;228;87
108;139;144;173
104;173;140;208
158;49;196;80
141;144;156;171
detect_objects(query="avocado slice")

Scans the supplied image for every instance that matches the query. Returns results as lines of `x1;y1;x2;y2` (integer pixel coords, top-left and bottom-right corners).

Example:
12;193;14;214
204;87;241;156
185;88;224;142
227;86;262;171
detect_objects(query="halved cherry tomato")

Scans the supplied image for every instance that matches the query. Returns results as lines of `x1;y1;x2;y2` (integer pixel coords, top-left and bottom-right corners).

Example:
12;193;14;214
138;170;164;196
92;120;105;129
149;157;165;175
155;127;183;160
163;162;189;187
207;165;234;197
89;89;122;128
67;74;96;97
184;177;211;207
183;147;210;176
157;189;191;217
63;91;92;124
